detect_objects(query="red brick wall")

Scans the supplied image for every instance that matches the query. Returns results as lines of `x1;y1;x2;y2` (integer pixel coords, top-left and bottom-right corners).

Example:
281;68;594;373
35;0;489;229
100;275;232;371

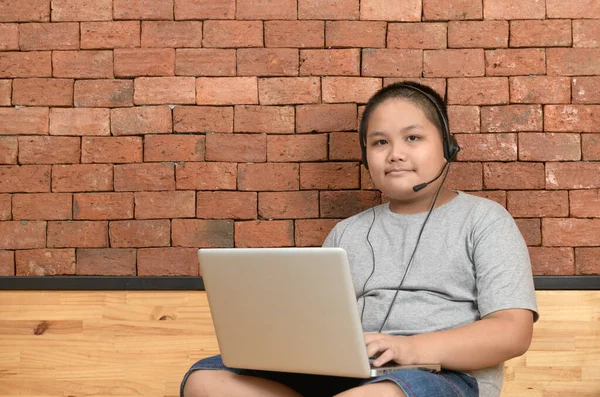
0;0;599;277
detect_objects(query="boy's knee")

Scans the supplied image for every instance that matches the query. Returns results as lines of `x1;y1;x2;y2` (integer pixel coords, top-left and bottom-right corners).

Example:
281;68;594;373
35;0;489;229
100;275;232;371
183;369;237;397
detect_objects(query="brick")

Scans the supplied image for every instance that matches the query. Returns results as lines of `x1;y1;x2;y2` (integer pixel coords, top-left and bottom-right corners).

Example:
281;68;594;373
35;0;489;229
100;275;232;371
322;77;381;104
515;218;541;246
573;77;600;103
330;132;360;161
424;49;484;77
74;193;134;220
0;165;50;193
82;136;142;164
235;220;294;247
384;78;447;99
15;249;76;276
519;133;581;162
0;251;14;275
483;162;545;190
546;0;600;18
296;104;356;133
529;247;574;276
583;134;600;161
570;190;600;218
326;21;385;48
74;79;133;108
51;0;111;21
172;219;233;247
0;107;49;135
447;77;508;105
134;191;195;219
111;106;172;136
114;163;175;192
174;106;232;133
0;51;51;78
543;218;600;247
300;163;359;189
144;135;204;162
0;194;10;220
81;22;140;49
259;77;321;105
573;20;600;48
52;164;113;192
175;49;236;76
295;219;340;247
18;136;80;164
238;49;299;77
448;21;508;48
388;23;447;49
484;0;544;19
455;133;517;161
546;162;600;189
510;20;571;48
114;48;175;77
206;133;266;162
134;77;195;105
197;77;258;105
320;191;380;218
361;165;375;189
360;0;420;21
114;0;173;20
547;49;600;76
0;137;17;164
448;106;480;133
485;49;546;76
0;79;11;105
109;220;170;248
13;193;71;220
174;0;235;20
141;21;202;48
510;76;571;104
176;162;237;190
48;221;107;248
423;0;482;20
0;221;45;249
444;162;483;191
544;105;600;133
238;163;299;191
76;248;136;276
298;0;359;20
53;50;113;78
267;134;328;162
265;21;324;48
236;0;297;19
469;190;506;207
234;105;294;134
576;248;600;275
197;191;257;219
0;24;18;50
300;49;359;76
481;105;543;132
50;108;110;136
12;78;73;107
0;0;49;22
258;191;319;219
507;190;568;218
138;248;199;276
203;21;262;48
19;22;78;50
362;49;422;77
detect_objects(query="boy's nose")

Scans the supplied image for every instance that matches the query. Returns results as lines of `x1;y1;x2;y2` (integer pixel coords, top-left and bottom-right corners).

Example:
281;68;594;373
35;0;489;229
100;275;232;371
387;143;407;162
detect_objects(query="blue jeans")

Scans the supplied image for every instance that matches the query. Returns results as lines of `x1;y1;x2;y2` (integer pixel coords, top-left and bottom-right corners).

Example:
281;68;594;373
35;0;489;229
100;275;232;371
181;355;479;397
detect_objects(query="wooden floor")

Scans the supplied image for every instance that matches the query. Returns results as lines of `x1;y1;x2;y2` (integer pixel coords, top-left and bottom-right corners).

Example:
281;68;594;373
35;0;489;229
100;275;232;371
0;290;598;397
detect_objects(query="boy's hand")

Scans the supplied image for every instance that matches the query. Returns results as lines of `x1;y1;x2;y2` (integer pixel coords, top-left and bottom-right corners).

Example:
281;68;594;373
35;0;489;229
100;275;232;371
364;333;422;367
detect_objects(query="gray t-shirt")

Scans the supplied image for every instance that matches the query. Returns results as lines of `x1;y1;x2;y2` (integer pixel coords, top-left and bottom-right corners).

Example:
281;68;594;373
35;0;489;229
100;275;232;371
323;191;538;397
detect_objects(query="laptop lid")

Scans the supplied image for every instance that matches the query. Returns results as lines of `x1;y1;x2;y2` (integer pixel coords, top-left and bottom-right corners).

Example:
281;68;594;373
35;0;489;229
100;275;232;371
199;247;373;378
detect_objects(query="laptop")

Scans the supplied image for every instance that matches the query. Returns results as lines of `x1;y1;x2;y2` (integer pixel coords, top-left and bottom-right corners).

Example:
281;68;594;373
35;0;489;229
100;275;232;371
198;247;440;378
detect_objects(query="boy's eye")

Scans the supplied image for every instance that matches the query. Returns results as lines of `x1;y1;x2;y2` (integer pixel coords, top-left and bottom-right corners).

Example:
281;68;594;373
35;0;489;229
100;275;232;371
374;139;388;146
407;135;420;142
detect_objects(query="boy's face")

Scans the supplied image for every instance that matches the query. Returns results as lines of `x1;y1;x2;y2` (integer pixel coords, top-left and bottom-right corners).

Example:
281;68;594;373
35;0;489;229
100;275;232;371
365;98;447;202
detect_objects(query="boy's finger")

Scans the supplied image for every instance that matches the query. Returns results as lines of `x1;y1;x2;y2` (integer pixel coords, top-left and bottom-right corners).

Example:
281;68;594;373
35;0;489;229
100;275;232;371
364;333;384;343
372;349;395;367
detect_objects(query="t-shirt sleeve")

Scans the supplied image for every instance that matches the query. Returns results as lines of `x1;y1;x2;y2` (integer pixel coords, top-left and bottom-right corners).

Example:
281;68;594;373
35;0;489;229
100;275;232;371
472;213;539;322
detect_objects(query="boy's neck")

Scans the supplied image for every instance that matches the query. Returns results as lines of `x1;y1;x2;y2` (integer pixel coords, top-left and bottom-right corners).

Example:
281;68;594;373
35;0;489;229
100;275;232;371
388;188;457;215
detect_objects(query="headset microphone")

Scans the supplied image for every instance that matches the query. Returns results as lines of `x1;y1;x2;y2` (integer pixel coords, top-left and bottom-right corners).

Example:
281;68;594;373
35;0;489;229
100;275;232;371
412;162;449;192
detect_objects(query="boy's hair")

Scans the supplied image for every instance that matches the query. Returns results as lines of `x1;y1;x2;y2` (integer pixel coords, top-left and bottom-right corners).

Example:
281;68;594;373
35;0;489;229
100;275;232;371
359;81;458;168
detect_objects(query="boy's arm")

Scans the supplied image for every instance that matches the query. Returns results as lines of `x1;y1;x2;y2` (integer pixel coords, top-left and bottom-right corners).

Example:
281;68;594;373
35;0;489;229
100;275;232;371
366;308;534;371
